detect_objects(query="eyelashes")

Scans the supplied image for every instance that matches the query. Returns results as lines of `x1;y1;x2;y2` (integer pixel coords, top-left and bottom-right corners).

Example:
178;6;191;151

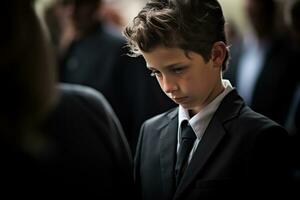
149;64;188;78
150;70;161;77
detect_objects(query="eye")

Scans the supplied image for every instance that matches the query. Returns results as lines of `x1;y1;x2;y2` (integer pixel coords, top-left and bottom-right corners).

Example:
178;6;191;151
150;70;162;77
172;67;185;74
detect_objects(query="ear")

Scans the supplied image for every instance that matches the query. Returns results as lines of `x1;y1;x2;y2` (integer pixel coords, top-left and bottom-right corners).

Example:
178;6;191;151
210;41;227;68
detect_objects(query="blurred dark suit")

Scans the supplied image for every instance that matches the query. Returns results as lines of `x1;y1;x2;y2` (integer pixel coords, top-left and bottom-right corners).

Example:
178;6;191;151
1;84;133;198
286;84;300;198
291;99;300;199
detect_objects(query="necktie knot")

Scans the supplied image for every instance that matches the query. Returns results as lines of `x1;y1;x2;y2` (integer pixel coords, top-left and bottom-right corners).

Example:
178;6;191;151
181;121;196;140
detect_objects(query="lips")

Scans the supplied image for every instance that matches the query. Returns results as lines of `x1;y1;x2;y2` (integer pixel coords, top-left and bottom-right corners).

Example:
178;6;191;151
172;96;189;104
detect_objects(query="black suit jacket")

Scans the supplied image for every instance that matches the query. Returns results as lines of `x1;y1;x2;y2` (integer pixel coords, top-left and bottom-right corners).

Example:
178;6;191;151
135;89;291;200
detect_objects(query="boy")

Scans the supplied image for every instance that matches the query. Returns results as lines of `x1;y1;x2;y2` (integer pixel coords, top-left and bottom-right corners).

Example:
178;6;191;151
124;0;291;199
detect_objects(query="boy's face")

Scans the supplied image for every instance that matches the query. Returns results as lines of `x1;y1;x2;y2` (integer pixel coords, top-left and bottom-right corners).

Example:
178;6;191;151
143;46;223;115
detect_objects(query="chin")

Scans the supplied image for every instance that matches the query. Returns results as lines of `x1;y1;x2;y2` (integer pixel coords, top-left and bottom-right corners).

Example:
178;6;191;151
179;103;192;109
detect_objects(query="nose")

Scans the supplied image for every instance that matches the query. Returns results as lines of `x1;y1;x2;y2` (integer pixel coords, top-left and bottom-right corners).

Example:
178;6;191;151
160;75;178;94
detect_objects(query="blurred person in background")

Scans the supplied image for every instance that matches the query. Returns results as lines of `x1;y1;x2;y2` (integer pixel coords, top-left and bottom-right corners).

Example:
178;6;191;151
288;0;300;46
0;0;133;197
284;0;300;196
224;0;299;126
225;19;243;72
100;0;126;31
45;0;175;154
0;0;57;154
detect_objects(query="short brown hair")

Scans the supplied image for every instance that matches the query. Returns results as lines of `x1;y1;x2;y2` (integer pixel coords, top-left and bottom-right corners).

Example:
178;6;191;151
123;0;229;71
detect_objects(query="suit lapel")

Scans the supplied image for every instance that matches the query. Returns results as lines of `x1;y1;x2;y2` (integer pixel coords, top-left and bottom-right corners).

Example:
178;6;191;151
159;109;178;200
174;90;244;198
174;118;226;197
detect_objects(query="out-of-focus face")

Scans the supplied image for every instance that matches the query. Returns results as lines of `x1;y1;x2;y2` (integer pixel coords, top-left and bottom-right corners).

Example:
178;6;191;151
73;2;100;35
245;0;273;37
245;0;261;22
53;1;100;38
142;46;224;115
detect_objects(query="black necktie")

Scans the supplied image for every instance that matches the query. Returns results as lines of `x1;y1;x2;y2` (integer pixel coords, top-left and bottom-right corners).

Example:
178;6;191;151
175;121;196;186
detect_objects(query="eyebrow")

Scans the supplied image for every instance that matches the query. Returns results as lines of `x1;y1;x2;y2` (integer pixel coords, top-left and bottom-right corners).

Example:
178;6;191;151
146;62;185;70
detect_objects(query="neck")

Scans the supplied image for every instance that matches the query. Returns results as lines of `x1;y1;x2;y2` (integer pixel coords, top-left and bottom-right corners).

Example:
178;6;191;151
190;79;225;117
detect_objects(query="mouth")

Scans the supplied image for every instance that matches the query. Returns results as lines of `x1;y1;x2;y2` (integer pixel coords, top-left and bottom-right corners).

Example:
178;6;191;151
172;96;189;104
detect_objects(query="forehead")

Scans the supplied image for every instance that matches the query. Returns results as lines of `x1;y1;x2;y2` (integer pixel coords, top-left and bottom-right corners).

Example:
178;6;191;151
142;46;188;69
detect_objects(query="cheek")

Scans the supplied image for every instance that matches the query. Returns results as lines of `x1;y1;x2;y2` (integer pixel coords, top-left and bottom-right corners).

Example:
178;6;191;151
186;72;201;85
185;73;210;94
180;74;198;93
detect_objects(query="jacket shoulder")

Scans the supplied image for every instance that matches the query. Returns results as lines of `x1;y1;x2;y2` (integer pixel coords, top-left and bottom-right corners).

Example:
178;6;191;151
143;107;177;128
239;105;285;130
